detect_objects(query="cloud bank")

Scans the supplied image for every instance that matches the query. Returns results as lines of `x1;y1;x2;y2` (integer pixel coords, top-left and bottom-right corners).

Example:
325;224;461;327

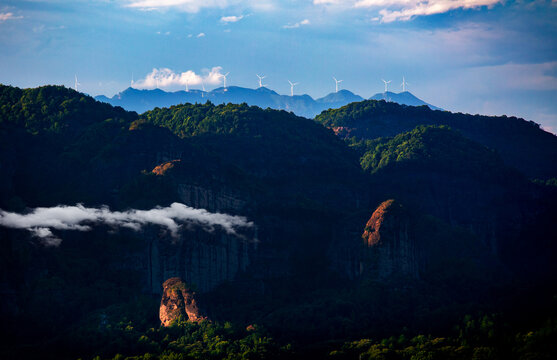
314;0;502;22
0;203;253;246
133;67;224;90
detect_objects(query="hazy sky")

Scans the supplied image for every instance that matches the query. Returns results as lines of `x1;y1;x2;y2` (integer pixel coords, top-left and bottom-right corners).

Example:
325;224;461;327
0;0;556;131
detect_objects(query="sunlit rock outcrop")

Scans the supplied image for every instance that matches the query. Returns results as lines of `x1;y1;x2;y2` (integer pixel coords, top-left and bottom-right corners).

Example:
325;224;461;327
160;277;207;326
361;199;418;279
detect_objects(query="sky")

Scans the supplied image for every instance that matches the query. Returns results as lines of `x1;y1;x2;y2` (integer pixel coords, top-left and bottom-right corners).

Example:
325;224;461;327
0;0;556;132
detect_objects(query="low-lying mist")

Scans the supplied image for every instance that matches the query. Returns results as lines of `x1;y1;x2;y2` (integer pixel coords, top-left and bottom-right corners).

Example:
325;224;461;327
0;202;253;246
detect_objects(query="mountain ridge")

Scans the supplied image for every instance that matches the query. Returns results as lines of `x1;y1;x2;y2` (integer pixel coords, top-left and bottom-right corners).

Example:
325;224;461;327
95;86;438;117
369;90;442;110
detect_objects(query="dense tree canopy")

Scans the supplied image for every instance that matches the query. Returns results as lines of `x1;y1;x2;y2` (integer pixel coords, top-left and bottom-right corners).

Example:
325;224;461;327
351;125;509;178
315;99;557;179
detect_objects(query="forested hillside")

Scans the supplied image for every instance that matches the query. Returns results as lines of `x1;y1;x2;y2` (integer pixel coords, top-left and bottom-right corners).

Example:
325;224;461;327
315;100;557;179
0;85;556;360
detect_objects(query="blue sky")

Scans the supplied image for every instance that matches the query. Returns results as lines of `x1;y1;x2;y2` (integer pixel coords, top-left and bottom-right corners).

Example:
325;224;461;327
0;0;556;132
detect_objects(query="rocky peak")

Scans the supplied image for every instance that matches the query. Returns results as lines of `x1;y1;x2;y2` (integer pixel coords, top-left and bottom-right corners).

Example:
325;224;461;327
361;199;418;279
159;277;207;326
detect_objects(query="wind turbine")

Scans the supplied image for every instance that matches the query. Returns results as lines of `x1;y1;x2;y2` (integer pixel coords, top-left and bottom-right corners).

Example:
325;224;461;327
201;80;205;98
381;79;391;93
220;72;230;91
333;76;343;93
131;73;134;88
401;76;409;92
256;74;267;88
74;75;81;92
185;79;189;92
288;80;299;96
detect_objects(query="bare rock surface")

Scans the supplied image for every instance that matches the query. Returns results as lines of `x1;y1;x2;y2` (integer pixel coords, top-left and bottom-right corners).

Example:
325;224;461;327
160;277;207;326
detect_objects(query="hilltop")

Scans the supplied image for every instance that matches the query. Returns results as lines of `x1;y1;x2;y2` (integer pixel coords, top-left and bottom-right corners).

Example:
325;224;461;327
316;99;557;179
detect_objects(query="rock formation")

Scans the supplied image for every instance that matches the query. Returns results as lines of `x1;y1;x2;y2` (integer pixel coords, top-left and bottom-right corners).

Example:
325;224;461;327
160;277;207;326
152;159;181;176
361;199;418;279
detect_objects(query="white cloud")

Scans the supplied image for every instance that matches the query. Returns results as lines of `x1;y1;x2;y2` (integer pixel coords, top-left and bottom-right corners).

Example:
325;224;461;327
283;19;310;29
196;32;205;37
133;67;224;90
0;12;23;22
0;203;253;246
313;0;503;22
220;15;244;23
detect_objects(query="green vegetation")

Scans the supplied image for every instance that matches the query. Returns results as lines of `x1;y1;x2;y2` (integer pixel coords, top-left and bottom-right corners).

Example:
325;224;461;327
350;125;506;177
329;315;557;360
0;84;135;135
315;99;557;179
138;101;366;213
81;320;288;360
71;307;557;360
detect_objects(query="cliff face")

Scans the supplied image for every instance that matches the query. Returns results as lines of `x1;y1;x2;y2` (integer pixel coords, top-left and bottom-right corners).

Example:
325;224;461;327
159;277;206;326
147;228;253;294
177;184;246;213
360;200;418;279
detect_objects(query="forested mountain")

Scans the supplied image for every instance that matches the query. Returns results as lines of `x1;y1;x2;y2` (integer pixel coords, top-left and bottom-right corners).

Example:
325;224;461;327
316;99;557;179
1;85;556;360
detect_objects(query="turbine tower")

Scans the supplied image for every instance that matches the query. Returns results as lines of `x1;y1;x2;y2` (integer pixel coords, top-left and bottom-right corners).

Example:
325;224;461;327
201;80;205;98
333;76;343;93
131;73;134;88
256;74;267;88
382;79;391;93
288;80;299;96
220;72;230;91
74;75;81;92
185;79;189;92
401;76;409;92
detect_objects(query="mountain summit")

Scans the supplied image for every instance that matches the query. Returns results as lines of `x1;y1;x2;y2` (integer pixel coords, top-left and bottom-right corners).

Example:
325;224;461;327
95;87;440;117
369;91;442;110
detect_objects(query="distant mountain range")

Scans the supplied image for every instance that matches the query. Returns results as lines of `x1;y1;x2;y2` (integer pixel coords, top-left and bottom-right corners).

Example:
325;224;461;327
95;86;441;117
369;91;443;111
